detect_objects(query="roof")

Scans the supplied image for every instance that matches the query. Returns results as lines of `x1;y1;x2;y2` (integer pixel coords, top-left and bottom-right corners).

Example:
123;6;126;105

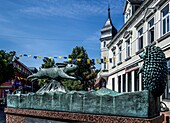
101;6;117;34
129;0;144;4
123;0;144;14
101;18;113;31
14;59;33;74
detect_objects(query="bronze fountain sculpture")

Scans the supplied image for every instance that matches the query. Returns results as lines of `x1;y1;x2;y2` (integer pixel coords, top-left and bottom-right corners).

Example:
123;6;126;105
7;45;168;118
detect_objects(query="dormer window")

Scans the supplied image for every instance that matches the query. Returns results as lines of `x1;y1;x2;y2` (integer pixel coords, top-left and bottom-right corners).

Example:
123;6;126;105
126;8;131;20
124;0;144;23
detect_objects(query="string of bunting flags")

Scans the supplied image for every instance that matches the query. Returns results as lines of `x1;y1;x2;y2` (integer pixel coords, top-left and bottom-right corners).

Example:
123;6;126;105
16;54;116;64
15;76;27;81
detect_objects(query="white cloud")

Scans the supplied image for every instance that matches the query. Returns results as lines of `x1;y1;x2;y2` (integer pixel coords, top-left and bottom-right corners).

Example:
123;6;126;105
85;31;100;43
19;0;124;18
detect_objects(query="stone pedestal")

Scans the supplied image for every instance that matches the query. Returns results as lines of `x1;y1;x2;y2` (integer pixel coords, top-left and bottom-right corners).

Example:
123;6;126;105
5;108;164;123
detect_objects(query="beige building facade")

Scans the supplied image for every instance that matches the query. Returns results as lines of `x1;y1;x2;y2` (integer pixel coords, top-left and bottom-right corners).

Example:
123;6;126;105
100;0;170;105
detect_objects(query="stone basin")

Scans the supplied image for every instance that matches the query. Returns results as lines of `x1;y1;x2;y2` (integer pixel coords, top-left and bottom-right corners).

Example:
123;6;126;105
7;88;160;118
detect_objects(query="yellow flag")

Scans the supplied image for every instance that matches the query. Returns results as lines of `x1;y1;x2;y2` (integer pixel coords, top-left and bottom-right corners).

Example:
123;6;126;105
68;58;72;61
87;59;90;64
104;58;108;63
48;57;52;59
96;59;100;64
59;56;62;59
77;58;81;62
38;56;42;58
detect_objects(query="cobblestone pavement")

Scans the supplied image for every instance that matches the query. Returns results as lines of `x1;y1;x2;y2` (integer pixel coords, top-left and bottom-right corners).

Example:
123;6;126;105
0;109;6;123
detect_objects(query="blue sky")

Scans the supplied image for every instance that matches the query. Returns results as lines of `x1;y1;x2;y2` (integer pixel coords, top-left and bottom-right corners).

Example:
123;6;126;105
0;0;125;69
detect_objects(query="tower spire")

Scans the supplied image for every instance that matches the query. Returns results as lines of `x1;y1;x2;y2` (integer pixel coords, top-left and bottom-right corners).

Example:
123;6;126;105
108;4;110;19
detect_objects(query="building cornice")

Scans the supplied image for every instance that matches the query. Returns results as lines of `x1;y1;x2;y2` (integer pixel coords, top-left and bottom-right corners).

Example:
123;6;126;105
109;58;143;76
100;36;113;41
123;30;132;39
116;39;123;45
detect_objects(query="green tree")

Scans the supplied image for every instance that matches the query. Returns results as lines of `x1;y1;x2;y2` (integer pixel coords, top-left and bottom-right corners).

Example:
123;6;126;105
69;46;91;79
0;50;16;84
41;58;55;68
62;46;98;91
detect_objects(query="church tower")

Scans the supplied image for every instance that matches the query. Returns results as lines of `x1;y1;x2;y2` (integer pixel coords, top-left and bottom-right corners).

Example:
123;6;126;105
100;6;117;71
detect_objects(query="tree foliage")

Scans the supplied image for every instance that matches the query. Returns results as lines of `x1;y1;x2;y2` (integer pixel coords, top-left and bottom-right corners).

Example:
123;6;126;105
0;50;16;84
62;46;98;91
68;46;91;79
41;58;55;68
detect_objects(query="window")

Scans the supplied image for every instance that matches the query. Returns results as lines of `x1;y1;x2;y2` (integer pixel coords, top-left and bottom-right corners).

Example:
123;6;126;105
126;13;128;21
168;60;170;68
148;18;154;44
112;51;116;67
104;63;106;70
103;57;107;70
134;69;139;91
138;27;143;50
118;75;121;93
118;44;122;62
128;72;132;92
123;74;126;92
103;41;106;48
112;78;115;91
162;60;170;99
126;39;130;58
162;4;170;35
125;8;132;22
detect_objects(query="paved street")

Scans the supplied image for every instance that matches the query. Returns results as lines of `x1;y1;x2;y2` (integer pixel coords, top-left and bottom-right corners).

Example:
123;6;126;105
0;109;6;123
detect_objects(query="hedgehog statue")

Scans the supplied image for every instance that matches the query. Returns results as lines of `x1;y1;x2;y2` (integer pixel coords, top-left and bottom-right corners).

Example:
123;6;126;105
138;45;168;97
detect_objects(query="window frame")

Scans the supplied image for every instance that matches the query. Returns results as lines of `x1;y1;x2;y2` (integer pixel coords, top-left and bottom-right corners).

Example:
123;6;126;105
103;41;106;48
147;17;155;44
103;57;107;70
118;44;122;63
161;4;170;36
126;38;131;58
112;78;115;91
112;50;116;67
138;27;144;51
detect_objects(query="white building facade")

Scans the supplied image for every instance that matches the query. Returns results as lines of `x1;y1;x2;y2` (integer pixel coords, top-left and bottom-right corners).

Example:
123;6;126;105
100;0;170;105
